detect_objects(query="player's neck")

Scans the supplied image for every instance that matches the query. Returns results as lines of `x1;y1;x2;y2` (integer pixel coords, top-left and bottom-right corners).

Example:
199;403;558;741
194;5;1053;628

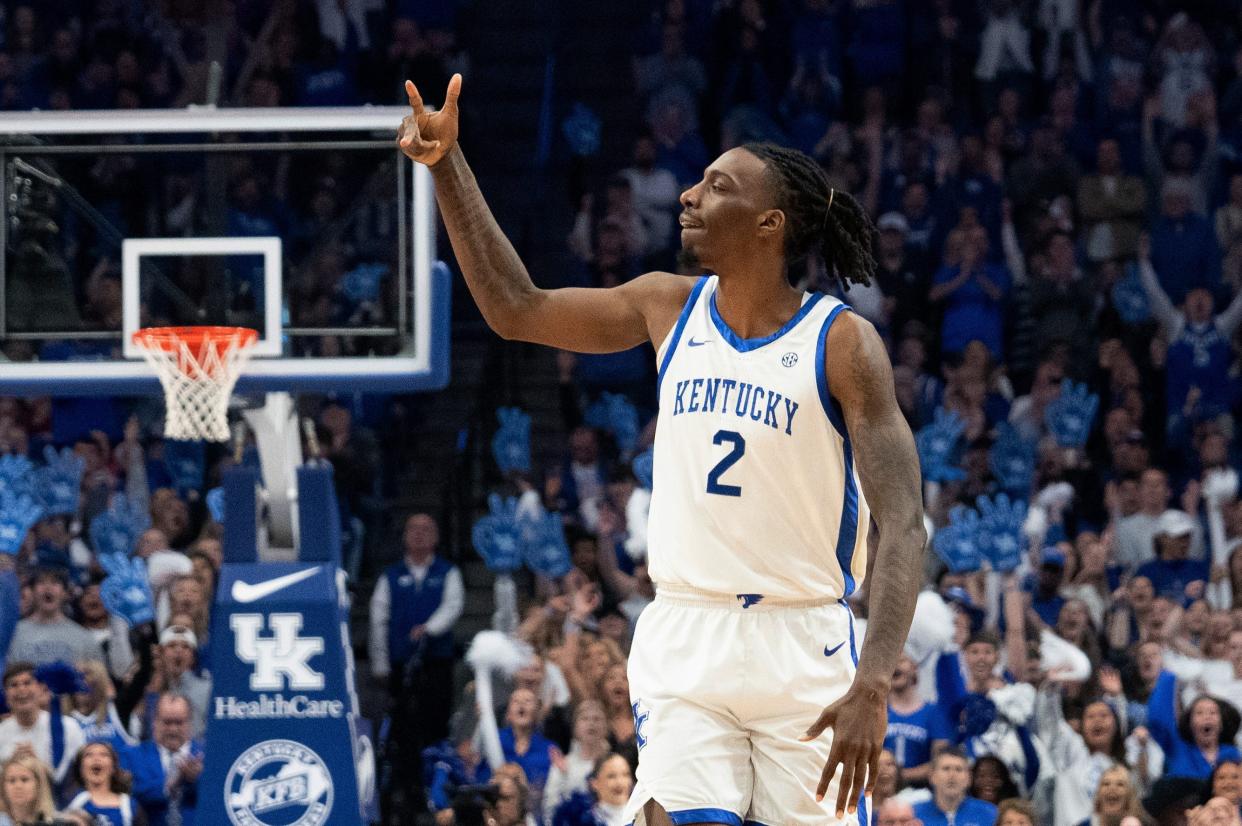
712;271;804;340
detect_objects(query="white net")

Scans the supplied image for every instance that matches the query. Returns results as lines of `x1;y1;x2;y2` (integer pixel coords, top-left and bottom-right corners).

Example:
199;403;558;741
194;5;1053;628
133;327;258;442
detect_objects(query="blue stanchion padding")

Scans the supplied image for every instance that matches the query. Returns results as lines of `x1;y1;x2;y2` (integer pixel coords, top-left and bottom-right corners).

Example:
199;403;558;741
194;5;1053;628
200;561;372;826
296;465;341;567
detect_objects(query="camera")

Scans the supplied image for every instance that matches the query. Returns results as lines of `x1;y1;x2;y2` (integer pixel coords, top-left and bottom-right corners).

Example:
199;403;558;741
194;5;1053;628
451;783;501;826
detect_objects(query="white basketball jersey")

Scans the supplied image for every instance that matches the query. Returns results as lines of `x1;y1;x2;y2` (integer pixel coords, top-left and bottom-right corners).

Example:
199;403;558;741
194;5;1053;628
647;275;870;601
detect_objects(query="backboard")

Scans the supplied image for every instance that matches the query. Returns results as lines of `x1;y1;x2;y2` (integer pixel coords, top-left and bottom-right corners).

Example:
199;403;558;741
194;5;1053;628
0;107;448;395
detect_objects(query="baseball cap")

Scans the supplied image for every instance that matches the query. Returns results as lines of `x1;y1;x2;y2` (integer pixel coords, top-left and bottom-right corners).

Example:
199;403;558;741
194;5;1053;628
1156;509;1196;538
1041;548;1067;568
159;625;198;649
877;212;910;235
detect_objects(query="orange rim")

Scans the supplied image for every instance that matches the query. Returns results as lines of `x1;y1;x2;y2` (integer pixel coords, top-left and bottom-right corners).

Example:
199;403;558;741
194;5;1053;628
131;326;258;353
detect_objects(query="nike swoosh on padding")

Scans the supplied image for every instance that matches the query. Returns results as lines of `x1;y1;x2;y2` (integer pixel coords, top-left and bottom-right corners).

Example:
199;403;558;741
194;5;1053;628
231;567;319;603
823;641;846;657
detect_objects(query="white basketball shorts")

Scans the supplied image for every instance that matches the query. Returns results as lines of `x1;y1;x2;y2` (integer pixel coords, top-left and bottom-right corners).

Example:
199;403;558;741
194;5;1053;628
623;586;867;826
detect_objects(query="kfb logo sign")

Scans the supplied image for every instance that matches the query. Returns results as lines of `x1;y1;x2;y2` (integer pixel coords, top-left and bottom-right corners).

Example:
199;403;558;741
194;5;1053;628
225;739;333;826
231;614;325;691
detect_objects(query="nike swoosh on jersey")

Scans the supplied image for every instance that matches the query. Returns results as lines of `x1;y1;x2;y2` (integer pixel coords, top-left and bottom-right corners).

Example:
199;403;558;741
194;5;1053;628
823;641;846;657
231;567;319;603
687;337;710;347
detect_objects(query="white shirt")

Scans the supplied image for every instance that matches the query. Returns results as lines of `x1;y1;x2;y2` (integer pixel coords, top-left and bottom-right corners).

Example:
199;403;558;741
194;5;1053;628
0;710;85;782
368;558;464;676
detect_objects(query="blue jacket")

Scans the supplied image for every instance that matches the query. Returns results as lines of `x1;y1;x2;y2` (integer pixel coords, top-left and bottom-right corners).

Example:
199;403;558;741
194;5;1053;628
121;740;202;826
913;796;998;826
1148;670;1241;778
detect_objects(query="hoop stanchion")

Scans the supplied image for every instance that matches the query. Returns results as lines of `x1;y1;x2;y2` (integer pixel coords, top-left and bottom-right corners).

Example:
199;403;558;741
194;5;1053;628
132;326;258;442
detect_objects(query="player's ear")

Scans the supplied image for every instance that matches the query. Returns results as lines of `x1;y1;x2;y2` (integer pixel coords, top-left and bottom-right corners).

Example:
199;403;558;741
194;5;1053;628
757;208;784;239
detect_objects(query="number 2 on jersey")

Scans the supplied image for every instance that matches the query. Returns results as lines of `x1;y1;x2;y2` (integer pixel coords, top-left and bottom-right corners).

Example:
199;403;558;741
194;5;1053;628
706;430;746;497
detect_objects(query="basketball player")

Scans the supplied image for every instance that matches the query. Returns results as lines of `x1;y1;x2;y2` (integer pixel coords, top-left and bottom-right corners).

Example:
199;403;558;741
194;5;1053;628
399;75;925;826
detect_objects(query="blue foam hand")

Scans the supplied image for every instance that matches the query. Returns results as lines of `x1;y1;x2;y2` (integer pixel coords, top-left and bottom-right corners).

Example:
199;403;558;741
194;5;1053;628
34;446;84;516
632;448;654;490
933;506;983;573
206;487;225;523
975;493;1028;573
98;552;155;627
989;423;1036;495
89;494;150;557
1044;380;1100;448
34;661;87;696
521;511;573;579
163;439;205;495
0;454;35;498
470;494;523;573
916;408;966;482
490;407;532;475
0;488;43;555
1111;266;1150;324
585;393;641;455
340;262;388;304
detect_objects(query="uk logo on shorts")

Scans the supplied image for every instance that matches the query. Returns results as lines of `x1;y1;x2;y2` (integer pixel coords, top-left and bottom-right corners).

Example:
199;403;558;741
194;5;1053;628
632;700;651;750
225;739;334;826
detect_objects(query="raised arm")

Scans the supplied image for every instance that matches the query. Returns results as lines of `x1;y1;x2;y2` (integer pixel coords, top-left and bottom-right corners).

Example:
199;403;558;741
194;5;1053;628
802;312;926;816
398;76;690;352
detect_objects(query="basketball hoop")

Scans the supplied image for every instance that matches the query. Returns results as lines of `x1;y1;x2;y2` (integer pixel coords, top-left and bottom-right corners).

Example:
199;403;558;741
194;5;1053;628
132;326;259;442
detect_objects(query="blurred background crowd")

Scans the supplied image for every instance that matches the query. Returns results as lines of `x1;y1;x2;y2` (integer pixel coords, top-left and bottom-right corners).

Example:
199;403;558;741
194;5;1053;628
14;1;1242;826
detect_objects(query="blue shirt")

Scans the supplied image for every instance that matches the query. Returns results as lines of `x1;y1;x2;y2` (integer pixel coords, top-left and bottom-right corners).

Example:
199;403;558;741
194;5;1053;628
1148;670;1242;778
932;263;1010;358
913;796;998;826
499;727;557;790
1135;557;1210;601
886;702;952;770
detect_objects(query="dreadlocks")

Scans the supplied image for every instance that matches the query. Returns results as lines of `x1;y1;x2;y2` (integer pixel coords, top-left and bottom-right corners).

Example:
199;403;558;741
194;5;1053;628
741;142;877;291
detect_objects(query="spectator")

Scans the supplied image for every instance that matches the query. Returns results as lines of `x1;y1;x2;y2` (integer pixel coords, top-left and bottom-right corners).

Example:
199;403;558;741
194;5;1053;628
913;749;999;826
620;134;682;263
1087;764;1148;826
1209;759;1242;810
969;755;1020;806
551;753;633;826
1149;181;1222;305
929;228;1010;360
1147;668;1241;779
886;654;950;784
7;567;102;667
995;797;1036;826
1138;234;1242;442
499;688;561;818
76;577;134;681
122;693;201;826
1134;510;1210;601
369;512;463;752
0;753;59;826
1115;470;1175;571
1078;138;1147;263
0;661;85;784
66;741;141;826
543;700;611;823
146;625;210;739
876;795;920;826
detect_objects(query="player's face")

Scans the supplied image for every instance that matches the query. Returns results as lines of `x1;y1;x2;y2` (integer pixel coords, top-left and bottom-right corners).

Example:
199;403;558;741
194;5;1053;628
678;148;779;269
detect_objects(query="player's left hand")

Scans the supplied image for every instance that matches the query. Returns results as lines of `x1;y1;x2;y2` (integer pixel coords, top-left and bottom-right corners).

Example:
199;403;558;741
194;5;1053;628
800;682;887;818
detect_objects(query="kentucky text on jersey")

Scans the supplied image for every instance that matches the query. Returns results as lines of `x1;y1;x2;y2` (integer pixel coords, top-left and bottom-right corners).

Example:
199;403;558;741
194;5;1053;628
670;377;800;435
